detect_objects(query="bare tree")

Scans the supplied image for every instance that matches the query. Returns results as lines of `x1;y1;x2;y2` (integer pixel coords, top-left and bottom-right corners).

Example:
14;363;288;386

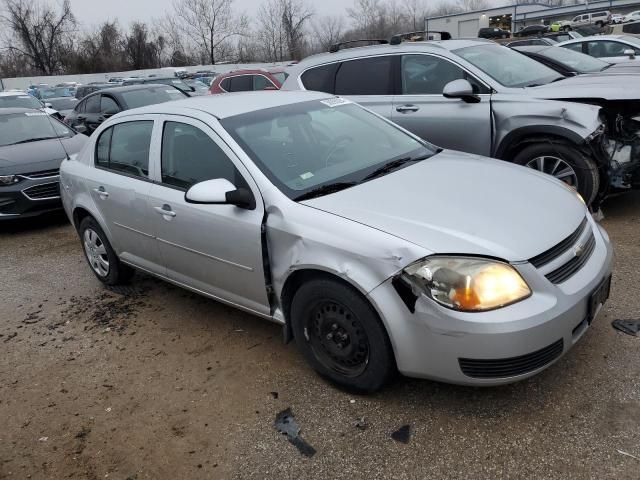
311;15;344;52
0;0;77;75
403;0;427;30
123;22;159;70
429;1;463;17
456;0;489;12
257;0;313;62
170;0;247;65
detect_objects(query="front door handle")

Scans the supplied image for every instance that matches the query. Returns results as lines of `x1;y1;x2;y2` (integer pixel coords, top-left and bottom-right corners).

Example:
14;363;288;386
154;205;176;218
396;105;419;113
93;186;109;199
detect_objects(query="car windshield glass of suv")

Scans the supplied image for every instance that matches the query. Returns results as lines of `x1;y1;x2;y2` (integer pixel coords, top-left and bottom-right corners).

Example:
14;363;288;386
0;95;43;109
120;87;187;108
222;99;435;199
47;97;79;110
455;45;563;87
39;87;73;99
541;46;609;72
0;112;73;147
272;72;288;84
185;79;209;93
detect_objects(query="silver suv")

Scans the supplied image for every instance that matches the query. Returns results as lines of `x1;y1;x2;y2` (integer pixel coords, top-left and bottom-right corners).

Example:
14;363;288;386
282;39;640;206
61;92;613;393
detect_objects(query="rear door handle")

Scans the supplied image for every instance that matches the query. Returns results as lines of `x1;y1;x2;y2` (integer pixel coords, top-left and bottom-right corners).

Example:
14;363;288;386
93;186;109;199
396;105;419;113
154;205;176;218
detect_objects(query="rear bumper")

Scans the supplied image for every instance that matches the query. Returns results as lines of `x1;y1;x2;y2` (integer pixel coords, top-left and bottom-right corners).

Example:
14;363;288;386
368;221;614;386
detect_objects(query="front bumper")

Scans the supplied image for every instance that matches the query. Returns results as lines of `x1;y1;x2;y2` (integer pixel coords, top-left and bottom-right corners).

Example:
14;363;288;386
0;173;62;220
368;220;614;386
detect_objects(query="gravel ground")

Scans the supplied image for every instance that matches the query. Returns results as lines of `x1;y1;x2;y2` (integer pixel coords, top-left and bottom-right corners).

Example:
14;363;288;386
1;192;639;480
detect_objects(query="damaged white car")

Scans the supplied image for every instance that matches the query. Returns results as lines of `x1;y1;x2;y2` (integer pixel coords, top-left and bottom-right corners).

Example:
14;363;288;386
60;92;613;392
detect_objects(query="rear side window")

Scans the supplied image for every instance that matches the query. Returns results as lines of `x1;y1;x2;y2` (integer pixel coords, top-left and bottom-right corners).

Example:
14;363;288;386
220;78;231;91
587;40;637;57
229;76;253;92
95;121;153;178
301;63;339;93
85;95;100;114
563;43;584;53
100;96;120;113
623;23;640;34
253;75;275;90
335;57;393;95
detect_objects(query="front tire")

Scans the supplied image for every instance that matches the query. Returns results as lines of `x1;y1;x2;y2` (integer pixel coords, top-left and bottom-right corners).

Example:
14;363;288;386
512;142;600;205
79;217;133;286
290;278;396;394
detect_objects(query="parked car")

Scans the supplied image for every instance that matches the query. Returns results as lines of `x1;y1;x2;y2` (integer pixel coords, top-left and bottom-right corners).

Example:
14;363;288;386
607;20;640;35
76;83;117;100
513;45;640;76
60;91;613;392
514;25;548;37
478;27;511;39
35;87;75;100
564;11;611;30
209;69;284;94
623;10;640;23
45;96;79;117
282;39;640;205
122;77;203;96
610;14;625;24
557;35;640;62
0;91;62;120
506;37;557;47
64;84;188;135
0;108;87;219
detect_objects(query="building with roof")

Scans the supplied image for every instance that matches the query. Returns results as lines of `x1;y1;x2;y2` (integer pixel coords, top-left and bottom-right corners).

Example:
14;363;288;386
425;0;640;38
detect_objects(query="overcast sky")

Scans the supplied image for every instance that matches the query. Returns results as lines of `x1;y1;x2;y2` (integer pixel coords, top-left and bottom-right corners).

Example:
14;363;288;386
68;0;349;28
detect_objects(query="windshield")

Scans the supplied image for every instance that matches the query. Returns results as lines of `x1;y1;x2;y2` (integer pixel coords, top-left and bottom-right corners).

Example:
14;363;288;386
185;79;209;92
222;99;435;200
0;95;43;109
47;97;79;110
0;112;74;147
39;87;74;99
540;46;609;72
455;44;563;87
120;87;187;108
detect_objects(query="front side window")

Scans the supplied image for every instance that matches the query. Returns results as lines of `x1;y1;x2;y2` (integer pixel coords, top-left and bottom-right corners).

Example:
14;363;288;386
85;95;101;114
229;76;253;92
95;121;153;178
455;44;563;88
253;75;275;91
401;55;489;95
161;121;241;190
100;95;120;113
335;56;393;95
222;99;435;199
563;42;584;53
587;40;637;57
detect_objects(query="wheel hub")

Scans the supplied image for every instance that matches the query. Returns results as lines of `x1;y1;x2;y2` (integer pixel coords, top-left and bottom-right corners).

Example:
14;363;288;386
525;155;579;189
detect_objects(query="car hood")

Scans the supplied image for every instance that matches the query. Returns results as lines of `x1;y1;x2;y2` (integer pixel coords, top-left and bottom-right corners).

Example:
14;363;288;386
526;74;640;100
603;62;640;74
303;151;586;262
0;135;87;175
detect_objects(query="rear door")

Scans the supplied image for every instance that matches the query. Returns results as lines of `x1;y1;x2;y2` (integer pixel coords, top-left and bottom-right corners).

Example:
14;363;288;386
83;95;103;134
333;55;395;118
86;117;163;273
146;116;270;315
391;53;492;155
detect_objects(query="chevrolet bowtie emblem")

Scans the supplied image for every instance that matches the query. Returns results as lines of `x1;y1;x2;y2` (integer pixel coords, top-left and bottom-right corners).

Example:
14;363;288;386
574;243;585;258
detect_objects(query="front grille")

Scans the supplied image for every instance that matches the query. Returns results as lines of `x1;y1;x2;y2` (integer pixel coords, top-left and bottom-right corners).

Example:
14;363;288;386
545;231;596;284
22;182;60;200
529;217;588;268
459;339;564;379
19;169;60;179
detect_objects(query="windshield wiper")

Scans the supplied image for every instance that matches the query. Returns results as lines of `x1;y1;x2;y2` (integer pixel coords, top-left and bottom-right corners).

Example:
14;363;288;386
9;136;59;145
294;182;358;202
361;154;431;182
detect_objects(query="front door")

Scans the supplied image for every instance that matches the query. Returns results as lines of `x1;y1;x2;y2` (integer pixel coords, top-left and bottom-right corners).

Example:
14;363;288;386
86;118;163;273
146;116;270;315
391;54;492;156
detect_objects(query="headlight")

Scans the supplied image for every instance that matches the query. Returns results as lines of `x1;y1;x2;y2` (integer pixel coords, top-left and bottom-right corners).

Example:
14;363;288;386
403;256;531;312
0;175;19;186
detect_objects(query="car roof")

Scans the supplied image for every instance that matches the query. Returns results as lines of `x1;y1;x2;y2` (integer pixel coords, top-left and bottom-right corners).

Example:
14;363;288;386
558;34;635;44
120;90;333;119
512;45;548;53
84;84;177;97
0;107;39;115
292;39;495;68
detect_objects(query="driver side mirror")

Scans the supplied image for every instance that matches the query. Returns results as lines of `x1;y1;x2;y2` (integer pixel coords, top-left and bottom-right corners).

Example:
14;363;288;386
624;48;636;59
185;178;256;210
44;102;53;108
442;79;481;104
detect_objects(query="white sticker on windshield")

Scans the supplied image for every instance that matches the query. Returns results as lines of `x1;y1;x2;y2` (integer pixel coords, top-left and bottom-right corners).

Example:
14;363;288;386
19;96;31;99
320;97;352;108
24;112;47;116
166;89;179;93
300;172;314;180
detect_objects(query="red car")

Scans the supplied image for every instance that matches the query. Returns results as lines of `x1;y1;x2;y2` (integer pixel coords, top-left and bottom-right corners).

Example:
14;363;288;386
209;68;288;94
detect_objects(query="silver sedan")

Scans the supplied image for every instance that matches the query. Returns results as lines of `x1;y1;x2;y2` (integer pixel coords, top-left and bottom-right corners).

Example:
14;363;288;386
60;91;613;392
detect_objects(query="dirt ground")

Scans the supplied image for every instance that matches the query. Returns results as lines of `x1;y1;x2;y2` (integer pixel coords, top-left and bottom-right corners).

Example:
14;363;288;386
1;193;639;480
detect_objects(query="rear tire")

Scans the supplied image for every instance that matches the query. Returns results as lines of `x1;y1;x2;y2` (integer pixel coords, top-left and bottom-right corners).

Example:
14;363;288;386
290;278;396;394
79;217;134;286
512;142;600;205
